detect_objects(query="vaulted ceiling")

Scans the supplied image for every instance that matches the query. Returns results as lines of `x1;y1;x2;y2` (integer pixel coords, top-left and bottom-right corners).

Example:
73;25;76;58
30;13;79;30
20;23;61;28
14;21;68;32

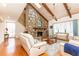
29;3;79;21
0;3;79;22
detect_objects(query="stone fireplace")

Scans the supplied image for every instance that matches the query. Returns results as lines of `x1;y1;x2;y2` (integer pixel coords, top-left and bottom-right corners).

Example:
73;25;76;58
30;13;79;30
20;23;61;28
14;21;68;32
33;27;47;37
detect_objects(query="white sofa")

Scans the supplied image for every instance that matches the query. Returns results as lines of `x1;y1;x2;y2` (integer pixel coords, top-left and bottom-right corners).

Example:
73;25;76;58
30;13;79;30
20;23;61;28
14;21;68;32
19;33;47;56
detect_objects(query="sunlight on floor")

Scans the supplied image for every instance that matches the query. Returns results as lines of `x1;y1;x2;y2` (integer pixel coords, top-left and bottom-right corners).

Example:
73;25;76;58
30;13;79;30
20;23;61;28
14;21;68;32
7;38;15;54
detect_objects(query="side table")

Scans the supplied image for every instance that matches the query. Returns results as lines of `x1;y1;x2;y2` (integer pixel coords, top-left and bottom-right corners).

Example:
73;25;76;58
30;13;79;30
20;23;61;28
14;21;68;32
4;34;9;41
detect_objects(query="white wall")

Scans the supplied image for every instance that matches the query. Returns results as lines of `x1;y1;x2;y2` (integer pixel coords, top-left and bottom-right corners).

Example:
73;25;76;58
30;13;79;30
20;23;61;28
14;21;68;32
78;20;79;35
48;13;79;37
0;21;6;44
48;19;55;38
15;21;25;38
0;19;26;42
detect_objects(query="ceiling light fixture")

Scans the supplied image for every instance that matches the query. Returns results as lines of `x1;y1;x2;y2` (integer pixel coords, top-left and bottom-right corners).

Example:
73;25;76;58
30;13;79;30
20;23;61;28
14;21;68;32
34;3;41;8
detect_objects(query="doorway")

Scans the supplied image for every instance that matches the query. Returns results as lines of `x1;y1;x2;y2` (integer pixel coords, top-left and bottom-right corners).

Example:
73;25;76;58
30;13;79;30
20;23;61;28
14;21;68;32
6;22;15;38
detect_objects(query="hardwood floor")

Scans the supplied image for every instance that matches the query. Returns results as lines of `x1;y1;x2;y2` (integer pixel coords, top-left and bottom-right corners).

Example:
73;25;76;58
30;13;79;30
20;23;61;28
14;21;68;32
0;38;48;56
0;37;68;56
0;38;28;56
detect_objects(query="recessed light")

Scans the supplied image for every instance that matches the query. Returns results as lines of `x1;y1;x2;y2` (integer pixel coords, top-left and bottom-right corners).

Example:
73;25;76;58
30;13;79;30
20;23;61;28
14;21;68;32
35;3;41;8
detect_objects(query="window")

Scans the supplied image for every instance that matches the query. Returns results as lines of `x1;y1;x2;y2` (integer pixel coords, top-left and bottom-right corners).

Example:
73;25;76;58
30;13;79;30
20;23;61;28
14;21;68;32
65;22;73;36
6;22;15;37
53;24;59;34
53;21;73;36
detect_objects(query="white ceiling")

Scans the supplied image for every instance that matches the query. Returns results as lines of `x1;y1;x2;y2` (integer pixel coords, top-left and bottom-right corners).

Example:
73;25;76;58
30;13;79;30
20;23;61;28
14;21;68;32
0;3;26;21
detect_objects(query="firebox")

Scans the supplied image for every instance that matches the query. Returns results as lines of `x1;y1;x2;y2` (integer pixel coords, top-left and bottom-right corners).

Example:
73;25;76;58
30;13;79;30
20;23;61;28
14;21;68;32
37;32;43;37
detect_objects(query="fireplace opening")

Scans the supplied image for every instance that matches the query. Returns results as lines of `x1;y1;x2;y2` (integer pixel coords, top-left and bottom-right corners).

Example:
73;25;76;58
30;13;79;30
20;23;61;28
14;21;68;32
37;32;43;37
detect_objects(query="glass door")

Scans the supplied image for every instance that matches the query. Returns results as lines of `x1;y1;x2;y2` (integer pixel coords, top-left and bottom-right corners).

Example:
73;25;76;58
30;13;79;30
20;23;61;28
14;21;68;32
6;22;15;38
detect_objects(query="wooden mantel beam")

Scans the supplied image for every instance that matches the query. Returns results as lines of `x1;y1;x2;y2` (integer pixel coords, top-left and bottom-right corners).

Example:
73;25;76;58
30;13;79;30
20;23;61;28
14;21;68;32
63;3;72;18
28;3;48;22
42;3;57;21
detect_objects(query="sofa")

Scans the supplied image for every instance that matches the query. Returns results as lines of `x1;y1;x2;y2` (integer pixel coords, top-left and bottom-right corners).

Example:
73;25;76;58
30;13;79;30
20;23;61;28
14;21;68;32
56;33;69;41
19;33;47;56
60;40;79;56
60;42;71;56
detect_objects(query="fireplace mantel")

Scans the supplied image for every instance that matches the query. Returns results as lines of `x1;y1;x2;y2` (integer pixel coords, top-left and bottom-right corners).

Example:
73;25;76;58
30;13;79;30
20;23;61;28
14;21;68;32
33;27;47;31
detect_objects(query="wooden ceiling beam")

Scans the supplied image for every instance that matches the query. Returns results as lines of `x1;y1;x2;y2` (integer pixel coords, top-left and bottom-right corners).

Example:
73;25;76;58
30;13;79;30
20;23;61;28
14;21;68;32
28;3;48;22
63;3;72;18
42;3;57;21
